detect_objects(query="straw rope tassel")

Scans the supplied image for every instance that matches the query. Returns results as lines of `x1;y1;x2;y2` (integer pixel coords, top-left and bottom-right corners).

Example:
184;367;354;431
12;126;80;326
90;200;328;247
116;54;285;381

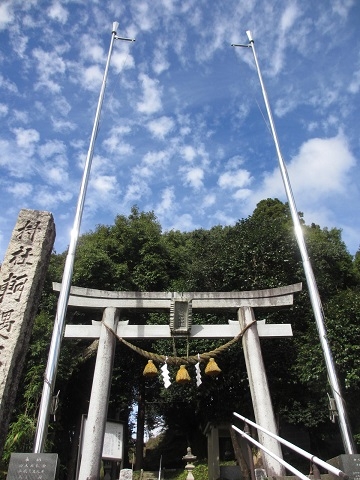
205;357;221;377
176;365;191;384
143;359;158;377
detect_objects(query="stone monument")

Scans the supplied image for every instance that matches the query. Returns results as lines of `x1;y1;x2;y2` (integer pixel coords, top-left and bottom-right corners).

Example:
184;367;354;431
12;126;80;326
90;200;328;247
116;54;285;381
6;452;59;480
328;454;360;480
0;209;55;456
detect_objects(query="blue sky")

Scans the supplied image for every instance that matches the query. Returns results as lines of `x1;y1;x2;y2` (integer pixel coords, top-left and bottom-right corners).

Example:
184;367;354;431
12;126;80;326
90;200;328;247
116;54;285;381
1;0;360;261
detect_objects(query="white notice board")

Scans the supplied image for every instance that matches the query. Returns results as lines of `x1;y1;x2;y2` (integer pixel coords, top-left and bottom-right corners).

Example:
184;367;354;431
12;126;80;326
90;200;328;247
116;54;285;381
102;421;124;460
81;416;124;461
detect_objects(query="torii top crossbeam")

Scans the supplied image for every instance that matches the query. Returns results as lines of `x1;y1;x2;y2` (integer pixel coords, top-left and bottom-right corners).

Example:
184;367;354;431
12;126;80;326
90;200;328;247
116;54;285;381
53;282;302;340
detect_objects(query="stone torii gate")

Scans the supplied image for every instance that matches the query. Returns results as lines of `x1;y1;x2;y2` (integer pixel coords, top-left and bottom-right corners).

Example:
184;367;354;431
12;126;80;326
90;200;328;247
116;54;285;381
53;282;302;480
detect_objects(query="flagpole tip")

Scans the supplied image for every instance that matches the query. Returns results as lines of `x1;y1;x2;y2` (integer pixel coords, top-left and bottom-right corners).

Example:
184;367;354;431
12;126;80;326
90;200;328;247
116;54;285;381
112;22;119;34
246;30;253;42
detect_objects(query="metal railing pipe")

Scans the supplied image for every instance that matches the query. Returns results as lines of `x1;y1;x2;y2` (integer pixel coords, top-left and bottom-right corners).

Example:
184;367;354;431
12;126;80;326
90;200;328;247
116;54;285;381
232;425;310;480
233;412;348;479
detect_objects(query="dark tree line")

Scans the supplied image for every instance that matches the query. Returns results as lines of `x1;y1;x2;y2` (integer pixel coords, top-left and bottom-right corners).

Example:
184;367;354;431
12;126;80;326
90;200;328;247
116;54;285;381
1;200;360;478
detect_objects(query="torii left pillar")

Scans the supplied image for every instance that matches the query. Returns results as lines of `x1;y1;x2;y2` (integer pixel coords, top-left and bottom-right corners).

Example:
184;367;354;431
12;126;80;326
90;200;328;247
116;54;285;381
78;307;119;480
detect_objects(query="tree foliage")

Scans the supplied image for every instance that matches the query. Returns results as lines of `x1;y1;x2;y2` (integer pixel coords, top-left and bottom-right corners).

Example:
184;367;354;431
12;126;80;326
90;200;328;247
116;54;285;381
2;199;360;477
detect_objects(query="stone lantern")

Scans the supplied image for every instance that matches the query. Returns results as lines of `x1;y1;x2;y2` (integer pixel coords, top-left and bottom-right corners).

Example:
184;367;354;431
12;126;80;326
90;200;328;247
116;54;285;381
182;447;197;480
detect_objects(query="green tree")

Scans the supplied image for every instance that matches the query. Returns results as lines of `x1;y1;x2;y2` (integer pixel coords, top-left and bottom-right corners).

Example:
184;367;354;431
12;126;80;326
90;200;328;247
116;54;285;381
4;199;360;477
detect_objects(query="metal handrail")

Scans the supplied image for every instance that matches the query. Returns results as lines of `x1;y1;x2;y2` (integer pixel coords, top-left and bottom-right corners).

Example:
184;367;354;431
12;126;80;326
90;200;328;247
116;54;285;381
232;424;310;480
233;412;348;479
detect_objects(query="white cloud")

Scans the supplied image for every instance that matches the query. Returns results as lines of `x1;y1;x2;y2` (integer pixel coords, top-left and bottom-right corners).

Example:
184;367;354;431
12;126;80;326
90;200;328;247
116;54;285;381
134;164;153;179
213;210;236;226
132;2;156;32
233;188;252;200
51;117;77;132
112;51;135;73
103;126;134;155
89;154;118;178
32;48;66;92
250;134;356;210
123;180;151;204
0;74;18;93
83;65;103;91
38;139;66;159
285;134;353;196
70;138;86;151
218;169;252;189
160;0;176;12
0;2;14;30
80;35;105;63
184;167;204;190
280;3;299;32
135;150;169;178
332;0;355;19
37;140;69;185
348;68;360;94
9;23;28;57
143;150;169;168
224;155;245;170
6;182;33;198
147;116;175;139
92;175;117;194
167;213;197;232
0;138;34;177
137;74;162;114
53;96;72;116
341;224;360;257
34;187;73;209
308;86;338;110
156;186;175;215
182;145;196;162
47;2;68;24
275;94;299;117
201;193;216;208
194;5;231;63
266;3;301;76
104;139;133;156
12;110;29;123
13;127;40;148
43;166;69;185
83;173;122;217
152;45;170;75
0;103;8;117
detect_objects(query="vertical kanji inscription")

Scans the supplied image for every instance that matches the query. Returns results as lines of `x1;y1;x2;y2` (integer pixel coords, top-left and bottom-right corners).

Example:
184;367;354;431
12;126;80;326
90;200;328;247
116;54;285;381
0;210;55;457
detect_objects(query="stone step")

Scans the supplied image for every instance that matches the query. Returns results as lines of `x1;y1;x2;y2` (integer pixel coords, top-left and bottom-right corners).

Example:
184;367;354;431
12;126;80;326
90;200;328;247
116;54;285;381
140;471;161;480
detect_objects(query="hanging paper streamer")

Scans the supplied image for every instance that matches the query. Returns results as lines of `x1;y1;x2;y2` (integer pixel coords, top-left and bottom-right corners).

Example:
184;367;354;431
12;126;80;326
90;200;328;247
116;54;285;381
195;354;202;387
161;357;171;389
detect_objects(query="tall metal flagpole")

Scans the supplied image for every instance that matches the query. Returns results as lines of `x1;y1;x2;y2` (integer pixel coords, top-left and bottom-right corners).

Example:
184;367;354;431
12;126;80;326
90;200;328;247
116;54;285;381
232;31;356;455
33;22;134;453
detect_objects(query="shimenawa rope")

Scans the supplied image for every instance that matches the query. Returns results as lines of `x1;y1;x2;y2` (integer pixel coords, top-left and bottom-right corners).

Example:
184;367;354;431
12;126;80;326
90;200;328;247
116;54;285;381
102;319;256;366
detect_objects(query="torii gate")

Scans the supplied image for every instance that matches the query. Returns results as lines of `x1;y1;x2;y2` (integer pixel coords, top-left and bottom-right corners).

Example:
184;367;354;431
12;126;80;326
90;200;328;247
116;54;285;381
53;282;302;480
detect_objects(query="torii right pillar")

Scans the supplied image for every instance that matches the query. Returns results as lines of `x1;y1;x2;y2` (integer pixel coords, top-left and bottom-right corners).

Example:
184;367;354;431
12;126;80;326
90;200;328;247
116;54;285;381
238;306;285;477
